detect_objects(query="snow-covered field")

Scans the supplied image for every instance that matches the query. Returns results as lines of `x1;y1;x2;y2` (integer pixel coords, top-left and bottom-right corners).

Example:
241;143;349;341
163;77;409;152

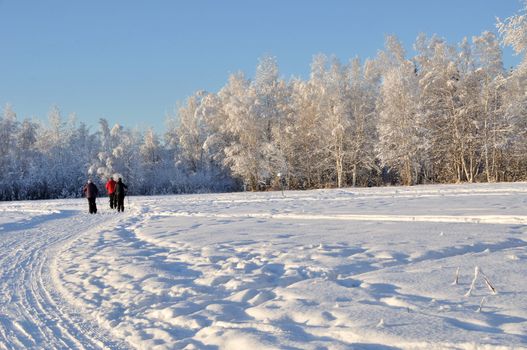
1;183;527;350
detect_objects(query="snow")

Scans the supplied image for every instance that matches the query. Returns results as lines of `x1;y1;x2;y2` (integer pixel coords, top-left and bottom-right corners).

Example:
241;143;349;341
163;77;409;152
1;183;527;349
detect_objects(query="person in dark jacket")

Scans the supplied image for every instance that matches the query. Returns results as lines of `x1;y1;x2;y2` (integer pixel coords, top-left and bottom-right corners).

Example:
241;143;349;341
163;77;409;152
82;179;99;214
115;177;128;212
105;177;117;209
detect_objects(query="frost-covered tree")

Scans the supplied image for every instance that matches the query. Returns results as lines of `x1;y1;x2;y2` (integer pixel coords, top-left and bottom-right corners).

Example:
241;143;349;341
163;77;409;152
0;104;18;199
472;32;508;182
253;55;289;185
414;33;509;183
416;35;468;182
0;104;17;161
176;91;208;173
377;36;422;185
323;58;353;188
89;122;142;192
498;2;527;180
199;92;231;170
34;106;68;196
139;128;172;194
304;54;335;186
347;58;379;186
221;72;264;190
98;118;112;153
281;78;322;188
454;37;485;183
140;128;161;165
498;1;527;73
166;91;238;193
16;119;38;176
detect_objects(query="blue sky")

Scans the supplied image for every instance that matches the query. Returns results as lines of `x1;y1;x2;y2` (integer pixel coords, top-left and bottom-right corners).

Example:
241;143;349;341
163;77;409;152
0;0;523;133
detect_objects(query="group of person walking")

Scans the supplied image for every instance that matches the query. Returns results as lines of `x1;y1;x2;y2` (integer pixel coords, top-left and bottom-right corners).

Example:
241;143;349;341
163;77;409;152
82;177;128;214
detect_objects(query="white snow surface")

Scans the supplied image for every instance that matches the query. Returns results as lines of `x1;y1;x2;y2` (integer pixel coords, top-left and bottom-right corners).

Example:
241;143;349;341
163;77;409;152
1;183;527;349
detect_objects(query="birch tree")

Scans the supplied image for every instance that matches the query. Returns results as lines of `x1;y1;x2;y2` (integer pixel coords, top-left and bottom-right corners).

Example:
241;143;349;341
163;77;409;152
287;78;324;188
347;58;379;186
221;72;263;190
498;2;527;180
176;92;207;173
377;36;422;185
253;55;288;184
473;32;507;182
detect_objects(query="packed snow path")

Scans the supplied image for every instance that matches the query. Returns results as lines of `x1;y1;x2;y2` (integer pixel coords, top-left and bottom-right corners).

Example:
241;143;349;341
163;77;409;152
1;183;527;349
0;204;127;349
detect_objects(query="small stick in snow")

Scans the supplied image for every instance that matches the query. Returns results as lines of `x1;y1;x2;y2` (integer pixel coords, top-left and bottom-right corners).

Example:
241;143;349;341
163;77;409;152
477;297;486;312
464;266;497;297
376;318;385;328
479;268;497;294
465;266;479;297
452;267;460;285
482;276;497;294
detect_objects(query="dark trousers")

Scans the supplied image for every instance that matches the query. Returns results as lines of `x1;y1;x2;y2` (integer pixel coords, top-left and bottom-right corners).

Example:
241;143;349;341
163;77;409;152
117;194;125;212
88;197;97;214
109;193;116;209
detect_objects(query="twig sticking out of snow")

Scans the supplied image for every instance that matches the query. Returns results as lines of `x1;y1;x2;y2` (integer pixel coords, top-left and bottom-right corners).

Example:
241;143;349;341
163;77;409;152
452;267;460;285
477;297;486;312
465;266;479;297
376;318;385;328
479;268;497;294
464;266;497;297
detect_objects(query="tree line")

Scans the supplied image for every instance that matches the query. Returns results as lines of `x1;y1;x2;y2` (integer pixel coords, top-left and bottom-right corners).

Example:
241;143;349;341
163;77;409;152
1;6;527;200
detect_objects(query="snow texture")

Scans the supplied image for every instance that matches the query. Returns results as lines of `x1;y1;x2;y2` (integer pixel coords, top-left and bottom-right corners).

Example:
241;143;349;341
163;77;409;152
1;183;527;349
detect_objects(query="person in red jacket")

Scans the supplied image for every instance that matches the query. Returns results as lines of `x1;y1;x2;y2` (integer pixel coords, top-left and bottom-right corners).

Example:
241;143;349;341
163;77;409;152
105;177;117;209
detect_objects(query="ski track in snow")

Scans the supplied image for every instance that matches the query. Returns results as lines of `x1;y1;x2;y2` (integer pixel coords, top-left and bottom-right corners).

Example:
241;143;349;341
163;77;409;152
1;183;527;349
153;211;527;225
0;203;128;350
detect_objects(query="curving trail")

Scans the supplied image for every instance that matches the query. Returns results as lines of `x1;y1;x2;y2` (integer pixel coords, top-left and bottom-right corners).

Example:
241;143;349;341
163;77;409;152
0;205;127;350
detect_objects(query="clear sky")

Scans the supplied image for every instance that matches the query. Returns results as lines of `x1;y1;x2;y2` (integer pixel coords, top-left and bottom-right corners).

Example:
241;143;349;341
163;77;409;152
0;0;523;133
